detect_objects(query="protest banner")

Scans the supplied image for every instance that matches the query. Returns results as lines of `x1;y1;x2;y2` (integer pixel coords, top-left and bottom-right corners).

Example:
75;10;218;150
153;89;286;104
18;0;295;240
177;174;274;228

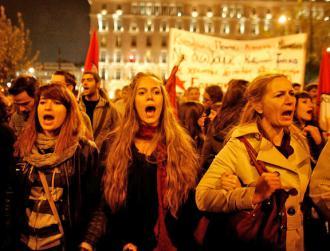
168;28;307;90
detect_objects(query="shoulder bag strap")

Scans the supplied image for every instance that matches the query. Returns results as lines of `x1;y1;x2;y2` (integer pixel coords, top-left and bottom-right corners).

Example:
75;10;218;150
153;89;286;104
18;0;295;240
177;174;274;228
239;136;268;175
38;170;65;236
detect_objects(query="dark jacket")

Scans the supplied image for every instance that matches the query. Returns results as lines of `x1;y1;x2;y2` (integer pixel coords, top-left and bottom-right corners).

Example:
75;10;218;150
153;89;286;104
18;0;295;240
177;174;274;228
0;122;16;250
84;143;202;251
14;137;101;250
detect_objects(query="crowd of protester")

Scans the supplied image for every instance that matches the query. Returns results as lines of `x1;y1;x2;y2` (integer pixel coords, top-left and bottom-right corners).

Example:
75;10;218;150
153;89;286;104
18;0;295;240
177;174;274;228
0;69;330;251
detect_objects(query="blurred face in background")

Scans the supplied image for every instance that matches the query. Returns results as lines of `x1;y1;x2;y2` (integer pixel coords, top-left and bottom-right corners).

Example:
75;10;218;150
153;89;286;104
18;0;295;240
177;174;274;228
12;91;35;120
187;88;200;102
296;97;314;123
81;73;99;99
51;74;74;92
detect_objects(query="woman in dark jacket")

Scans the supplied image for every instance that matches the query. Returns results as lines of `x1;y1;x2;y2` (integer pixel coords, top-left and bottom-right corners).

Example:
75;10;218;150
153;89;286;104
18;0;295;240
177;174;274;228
293;91;324;165
82;73;202;251
201;79;248;171
14;84;101;250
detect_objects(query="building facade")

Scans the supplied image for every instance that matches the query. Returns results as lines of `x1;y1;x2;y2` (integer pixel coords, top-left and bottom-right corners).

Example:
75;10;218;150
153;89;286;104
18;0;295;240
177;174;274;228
88;0;330;92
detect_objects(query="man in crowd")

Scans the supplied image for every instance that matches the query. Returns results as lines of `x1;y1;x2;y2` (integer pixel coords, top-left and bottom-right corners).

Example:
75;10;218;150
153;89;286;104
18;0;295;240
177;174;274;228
51;70;94;140
8;75;39;136
80;71;120;148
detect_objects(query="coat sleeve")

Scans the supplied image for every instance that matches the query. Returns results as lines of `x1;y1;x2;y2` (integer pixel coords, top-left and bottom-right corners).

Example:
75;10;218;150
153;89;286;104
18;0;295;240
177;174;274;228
196;137;256;213
310;141;330;221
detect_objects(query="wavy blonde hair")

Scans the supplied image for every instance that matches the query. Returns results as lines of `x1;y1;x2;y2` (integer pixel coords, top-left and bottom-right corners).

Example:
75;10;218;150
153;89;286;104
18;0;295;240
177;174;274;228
103;72;200;215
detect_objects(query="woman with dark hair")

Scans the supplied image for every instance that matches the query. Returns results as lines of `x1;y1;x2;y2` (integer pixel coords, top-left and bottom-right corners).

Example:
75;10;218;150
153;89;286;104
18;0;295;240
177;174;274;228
0;93;16;250
197;74;311;251
294;91;324;164
201;79;248;171
293;91;326;251
82;72;202;251
14;84;100;250
179;101;205;153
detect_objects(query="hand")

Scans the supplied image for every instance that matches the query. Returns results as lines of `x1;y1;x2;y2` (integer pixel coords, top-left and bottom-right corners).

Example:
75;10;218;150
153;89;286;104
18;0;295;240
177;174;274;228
123;243;138;251
303;125;322;145
252;172;281;204
219;173;241;191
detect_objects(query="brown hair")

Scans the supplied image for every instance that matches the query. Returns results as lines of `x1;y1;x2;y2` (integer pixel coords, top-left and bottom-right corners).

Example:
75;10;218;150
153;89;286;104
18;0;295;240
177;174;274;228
16;83;85;157
103;72;200;215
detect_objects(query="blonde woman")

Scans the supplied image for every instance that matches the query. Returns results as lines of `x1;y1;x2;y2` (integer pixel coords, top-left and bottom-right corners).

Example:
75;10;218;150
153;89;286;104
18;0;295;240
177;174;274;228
196;74;311;251
82;73;202;251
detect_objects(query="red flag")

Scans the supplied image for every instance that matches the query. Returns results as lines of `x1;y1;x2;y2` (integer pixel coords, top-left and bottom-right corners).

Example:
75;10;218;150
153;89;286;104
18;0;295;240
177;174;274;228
166;55;185;115
318;49;330;132
84;31;99;72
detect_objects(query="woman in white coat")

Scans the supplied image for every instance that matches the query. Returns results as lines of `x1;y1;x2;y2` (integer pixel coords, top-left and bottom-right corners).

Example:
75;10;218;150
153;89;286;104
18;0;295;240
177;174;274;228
196;74;311;251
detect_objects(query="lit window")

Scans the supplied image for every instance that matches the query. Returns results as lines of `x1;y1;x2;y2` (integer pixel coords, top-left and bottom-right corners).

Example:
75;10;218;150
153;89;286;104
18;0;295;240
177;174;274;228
116;5;123;16
162;5;169;16
101;68;106;80
101;4;107;15
154;3;161;16
221;5;228;18
236;7;243;18
251;21;260;35
229;5;236;18
170;5;176;16
145;51;152;63
205;21;214;33
238;18;245;34
100;51;106;62
220;22;230;34
190;21;198;32
192;8;198;18
160;51;167;64
145;20;154;32
98;14;109;32
114;18;123;32
114;51;122;63
206;9;213;18
101;36;107;47
140;2;146;15
131;3;138;15
115;70;121;80
146;3;153;16
129;22;139;32
115;36;121;48
160;21;169;32
176;21;183;29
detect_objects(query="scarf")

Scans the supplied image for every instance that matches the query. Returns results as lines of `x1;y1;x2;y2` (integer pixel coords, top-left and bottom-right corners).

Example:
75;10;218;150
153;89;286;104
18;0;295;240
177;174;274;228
136;125;176;251
24;133;79;168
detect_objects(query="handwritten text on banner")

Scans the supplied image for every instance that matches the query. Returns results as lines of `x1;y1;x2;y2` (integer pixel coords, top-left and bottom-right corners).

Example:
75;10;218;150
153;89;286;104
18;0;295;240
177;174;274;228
168;28;307;89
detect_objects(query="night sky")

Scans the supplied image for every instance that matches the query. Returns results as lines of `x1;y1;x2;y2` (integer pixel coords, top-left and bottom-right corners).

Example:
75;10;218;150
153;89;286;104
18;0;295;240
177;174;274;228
1;0;90;64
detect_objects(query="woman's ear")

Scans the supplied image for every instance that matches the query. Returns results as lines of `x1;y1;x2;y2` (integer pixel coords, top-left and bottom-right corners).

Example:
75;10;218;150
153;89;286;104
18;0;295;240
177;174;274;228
252;101;263;115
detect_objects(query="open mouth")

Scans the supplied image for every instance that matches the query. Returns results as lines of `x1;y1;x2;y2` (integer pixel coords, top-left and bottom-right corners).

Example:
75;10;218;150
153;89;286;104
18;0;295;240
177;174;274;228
43;114;55;121
145;106;156;117
281;110;293;117
307;110;313;115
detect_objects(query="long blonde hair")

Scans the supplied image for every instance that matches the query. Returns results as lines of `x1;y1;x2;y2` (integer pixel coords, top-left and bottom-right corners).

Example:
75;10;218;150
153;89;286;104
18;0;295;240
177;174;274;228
103;72;200;215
